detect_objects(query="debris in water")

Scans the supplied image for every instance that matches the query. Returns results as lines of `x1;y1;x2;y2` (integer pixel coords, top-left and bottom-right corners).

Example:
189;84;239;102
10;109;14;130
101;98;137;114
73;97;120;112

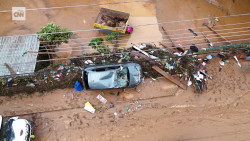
97;94;107;104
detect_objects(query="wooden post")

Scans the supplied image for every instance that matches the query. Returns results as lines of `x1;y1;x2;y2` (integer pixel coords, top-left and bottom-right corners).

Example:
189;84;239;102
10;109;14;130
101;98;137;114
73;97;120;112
152;65;186;89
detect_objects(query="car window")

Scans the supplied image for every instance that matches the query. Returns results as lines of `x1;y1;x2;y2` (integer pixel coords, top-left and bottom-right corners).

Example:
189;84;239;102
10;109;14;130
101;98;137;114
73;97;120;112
93;68;106;72
107;67;117;70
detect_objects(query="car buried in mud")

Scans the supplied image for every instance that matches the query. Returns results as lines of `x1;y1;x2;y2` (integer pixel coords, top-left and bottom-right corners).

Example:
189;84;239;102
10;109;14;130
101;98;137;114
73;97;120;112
0;115;34;141
82;63;143;90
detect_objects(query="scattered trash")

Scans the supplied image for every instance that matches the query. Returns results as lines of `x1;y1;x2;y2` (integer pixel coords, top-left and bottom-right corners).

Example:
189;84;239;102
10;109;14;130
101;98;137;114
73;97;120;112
74;81;84;91
151;77;157;81
117;92;120;96
101;91;105;95
84;60;93;65
219;61;225;66
97;94;107;104
188;28;197;37
56;73;63;77
173;85;178;90
54;67;58;71
110;103;114;108
126;107;129;111
114;112;119;121
246;54;250;60
187;80;192;87
57;66;64;70
26;83;35;87
71;93;74;100
13;106;19;108
110;92;115;95
215;18;219;21
63;94;66;98
234;56;241;67
141;77;145;83
84;102;95;114
206;55;212;59
7;78;12;82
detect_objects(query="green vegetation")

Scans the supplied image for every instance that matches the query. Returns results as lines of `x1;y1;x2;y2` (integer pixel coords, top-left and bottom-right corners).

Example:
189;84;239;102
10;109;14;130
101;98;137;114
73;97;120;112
88;37;110;53
105;32;119;44
36;22;73;46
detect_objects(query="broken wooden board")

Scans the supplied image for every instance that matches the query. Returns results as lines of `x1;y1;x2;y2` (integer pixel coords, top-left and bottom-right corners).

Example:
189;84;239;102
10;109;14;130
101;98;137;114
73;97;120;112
152;65;186;89
130;50;156;64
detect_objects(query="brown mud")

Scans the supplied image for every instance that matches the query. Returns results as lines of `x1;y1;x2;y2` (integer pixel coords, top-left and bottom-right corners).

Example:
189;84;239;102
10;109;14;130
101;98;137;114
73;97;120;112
1;0;250;141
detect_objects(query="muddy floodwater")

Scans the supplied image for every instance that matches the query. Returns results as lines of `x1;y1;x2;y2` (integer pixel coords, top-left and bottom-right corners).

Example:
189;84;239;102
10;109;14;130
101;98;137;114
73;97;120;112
1;0;250;141
1;0;250;56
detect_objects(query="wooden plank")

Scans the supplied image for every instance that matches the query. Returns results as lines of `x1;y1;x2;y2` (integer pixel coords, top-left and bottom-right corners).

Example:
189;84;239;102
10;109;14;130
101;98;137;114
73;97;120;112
152;65;186;89
130;50;156;64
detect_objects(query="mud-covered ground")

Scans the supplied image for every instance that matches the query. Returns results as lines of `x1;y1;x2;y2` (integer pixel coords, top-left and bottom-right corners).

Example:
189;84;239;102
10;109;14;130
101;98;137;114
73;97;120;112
1;58;250;141
1;0;250;141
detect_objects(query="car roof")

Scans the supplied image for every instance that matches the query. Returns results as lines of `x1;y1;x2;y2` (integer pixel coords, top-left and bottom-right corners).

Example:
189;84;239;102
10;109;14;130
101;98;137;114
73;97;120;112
88;70;116;89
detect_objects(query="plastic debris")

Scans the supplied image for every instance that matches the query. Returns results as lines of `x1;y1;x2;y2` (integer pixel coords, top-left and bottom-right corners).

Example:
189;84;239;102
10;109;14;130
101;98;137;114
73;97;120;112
126;107;129;111
173;85;178;90
56;73;63;77
54;67;58;71
101;91;105;95
71;93;74;100
63;94;66;98
206;55;212;59
74;81;84;91
84;60;93;65
151;77;157;81
141;77;145;83
219;61;225;66
187;80;192;86
97;94;107;104
233;56;241;67
114;112;119;121
84;102;95;114
57;66;64;70
26;83;35;87
7;78;12;82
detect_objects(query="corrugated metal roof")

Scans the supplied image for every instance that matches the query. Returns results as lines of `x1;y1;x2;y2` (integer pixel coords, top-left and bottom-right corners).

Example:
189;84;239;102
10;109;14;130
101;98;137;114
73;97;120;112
0;34;40;76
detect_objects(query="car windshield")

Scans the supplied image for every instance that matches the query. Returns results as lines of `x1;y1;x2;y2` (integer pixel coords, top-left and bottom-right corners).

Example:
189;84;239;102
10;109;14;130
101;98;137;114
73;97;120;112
115;67;129;88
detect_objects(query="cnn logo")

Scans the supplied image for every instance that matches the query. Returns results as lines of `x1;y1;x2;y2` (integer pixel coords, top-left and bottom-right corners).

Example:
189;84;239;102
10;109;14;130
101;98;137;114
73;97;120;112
12;7;26;20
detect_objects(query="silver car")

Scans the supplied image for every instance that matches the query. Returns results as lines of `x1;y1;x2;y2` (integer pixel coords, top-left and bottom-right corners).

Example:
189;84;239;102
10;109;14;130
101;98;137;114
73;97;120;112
82;63;143;90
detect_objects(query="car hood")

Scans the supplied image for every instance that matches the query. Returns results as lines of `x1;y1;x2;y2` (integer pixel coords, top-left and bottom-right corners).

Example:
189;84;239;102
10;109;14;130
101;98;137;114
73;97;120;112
128;64;141;87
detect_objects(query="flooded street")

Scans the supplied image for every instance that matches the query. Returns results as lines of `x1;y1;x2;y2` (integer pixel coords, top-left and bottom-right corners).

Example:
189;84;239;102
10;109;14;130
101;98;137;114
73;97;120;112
1;0;250;141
